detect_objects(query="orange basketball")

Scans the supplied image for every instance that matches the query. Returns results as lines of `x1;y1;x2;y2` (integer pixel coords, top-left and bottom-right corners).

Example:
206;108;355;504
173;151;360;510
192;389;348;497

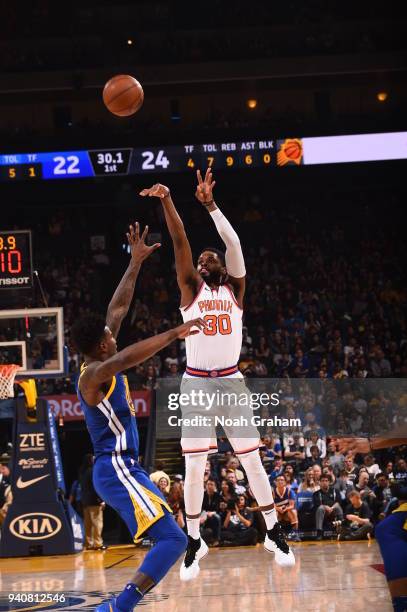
103;74;144;117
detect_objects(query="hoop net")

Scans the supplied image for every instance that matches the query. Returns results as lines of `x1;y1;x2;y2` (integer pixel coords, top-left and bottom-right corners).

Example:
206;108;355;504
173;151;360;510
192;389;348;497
0;364;21;399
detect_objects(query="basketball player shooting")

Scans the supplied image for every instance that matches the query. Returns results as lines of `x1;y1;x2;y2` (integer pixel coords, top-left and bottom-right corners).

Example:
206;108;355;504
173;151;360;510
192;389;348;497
140;170;295;581
71;222;206;612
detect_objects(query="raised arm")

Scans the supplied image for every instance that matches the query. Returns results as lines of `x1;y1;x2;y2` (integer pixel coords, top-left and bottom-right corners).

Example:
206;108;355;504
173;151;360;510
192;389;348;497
140;184;201;307
195;168;246;308
106;223;160;338
80;318;206;405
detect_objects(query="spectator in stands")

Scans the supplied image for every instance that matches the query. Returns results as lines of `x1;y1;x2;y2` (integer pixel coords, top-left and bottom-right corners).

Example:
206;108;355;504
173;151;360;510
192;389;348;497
226;469;246;495
305;431;326;459
150;461;171;489
303;412;325;438
219;479;237;516
221;495;258;547
304;445;323;470
298;468;319;493
312;463;322;487
284;465;300;493
269;458;284;483
226;457;245;482
201;479;221;545
395;458;407;480
354;469;376;507
343;455;359;484
157;476;171;496
372;473;393;521
167;481;185;529
335;469;355;507
284;432;305;469
326;440;345;475
339;491;373;541
273;474;300;541
261;434;282;459
313;474;343;540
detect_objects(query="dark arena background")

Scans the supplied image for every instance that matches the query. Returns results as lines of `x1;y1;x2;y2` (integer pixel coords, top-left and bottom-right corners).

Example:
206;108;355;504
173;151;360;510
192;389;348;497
0;2;406;611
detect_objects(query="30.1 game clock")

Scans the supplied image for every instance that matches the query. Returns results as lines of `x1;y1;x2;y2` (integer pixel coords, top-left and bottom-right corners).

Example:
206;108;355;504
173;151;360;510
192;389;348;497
0;230;33;289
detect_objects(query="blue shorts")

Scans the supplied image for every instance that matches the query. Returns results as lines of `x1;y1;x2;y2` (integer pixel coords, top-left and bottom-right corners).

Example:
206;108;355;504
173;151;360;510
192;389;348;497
375;510;407;582
93;452;171;542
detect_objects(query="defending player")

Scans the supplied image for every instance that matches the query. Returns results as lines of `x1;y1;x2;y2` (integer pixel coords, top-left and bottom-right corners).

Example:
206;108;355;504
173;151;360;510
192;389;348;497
71;222;206;611
140;170;295;581
337;433;407;612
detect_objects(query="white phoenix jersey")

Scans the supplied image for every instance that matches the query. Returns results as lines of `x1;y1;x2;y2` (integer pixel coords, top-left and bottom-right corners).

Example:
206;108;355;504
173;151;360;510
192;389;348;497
180;281;243;376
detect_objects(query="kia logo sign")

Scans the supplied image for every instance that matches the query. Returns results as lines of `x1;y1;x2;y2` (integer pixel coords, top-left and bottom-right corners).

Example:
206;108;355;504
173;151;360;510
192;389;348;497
9;513;62;540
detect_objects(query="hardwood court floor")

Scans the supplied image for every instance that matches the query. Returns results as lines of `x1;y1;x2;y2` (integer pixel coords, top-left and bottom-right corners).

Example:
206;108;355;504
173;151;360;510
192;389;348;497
0;541;392;611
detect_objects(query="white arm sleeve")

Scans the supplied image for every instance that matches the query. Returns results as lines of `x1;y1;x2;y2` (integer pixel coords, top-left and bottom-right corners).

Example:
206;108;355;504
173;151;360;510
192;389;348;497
209;207;246;277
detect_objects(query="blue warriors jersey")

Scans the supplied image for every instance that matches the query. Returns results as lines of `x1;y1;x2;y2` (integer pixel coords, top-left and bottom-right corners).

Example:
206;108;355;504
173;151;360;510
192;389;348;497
375;502;407;583
77;364;139;458
76;364;171;541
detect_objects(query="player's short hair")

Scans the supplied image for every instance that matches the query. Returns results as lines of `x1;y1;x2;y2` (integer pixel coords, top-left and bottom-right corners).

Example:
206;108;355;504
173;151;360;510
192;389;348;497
200;246;226;266
70;313;106;355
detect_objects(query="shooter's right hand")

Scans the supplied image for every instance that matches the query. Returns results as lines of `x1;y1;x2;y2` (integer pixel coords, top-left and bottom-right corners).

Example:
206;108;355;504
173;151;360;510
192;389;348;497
139;184;170;199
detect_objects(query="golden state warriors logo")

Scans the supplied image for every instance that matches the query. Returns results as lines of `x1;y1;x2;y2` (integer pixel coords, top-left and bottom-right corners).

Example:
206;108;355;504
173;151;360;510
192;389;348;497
277;138;303;166
123;375;136;417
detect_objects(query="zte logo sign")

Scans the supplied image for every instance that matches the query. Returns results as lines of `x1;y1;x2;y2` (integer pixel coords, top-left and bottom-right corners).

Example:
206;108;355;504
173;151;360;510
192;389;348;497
19;433;45;452
9;513;62;540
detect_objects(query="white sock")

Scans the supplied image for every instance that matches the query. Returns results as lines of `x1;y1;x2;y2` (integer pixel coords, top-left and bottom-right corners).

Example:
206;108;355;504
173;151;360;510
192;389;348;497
184;453;207;540
186;517;201;539
238;450;277;530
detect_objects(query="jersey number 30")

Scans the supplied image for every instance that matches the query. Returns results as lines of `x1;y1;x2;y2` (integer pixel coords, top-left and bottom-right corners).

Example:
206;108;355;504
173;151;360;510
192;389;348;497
203;314;232;336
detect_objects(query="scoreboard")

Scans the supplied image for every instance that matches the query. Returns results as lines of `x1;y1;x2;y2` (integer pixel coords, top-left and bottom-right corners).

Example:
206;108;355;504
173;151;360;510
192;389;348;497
0;132;406;182
0;230;33;289
0;140;276;182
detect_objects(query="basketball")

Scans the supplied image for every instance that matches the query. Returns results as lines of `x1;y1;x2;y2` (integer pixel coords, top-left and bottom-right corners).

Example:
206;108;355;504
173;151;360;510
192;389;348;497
285;140;302;160
103;74;144;117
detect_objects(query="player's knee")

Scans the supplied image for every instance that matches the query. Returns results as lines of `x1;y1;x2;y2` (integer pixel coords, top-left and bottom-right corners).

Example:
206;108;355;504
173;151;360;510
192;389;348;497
166;522;188;558
238;449;263;474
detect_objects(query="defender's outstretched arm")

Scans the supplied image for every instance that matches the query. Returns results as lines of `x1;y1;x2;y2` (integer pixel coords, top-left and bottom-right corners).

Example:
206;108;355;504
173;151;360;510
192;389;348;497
140;184;201;306
106;223;161;338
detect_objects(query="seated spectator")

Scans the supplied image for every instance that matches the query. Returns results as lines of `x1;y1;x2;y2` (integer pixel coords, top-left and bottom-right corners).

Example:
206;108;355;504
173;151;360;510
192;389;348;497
395;458;407;480
343;454;359;485
226;457;245;482
167;482;185;529
298;468;319;493
150;461;171;489
201;479;221;545
156;476;170;496
305;431;326;459
284;465;299;493
303;412;326;439
354;469;376;508
219;479;238;518
273;474;300;541
335;469;355;508
304;445;323;470
269;458;284;484
326;440;345;475
261;434;282;459
322;465;337;486
312;464;322;488
372;473;393;521
339;490;373;541
284;433;305;467
362;453;381;479
313;474;343;540
221;495;258;547
226;469;246;495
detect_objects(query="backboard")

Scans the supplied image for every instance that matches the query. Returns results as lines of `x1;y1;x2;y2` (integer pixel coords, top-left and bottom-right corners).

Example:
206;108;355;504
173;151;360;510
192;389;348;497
0;307;67;378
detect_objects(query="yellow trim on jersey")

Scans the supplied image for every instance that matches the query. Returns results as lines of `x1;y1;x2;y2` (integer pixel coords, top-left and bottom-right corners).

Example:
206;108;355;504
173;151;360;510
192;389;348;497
393;502;407;513
130;485;172;542
105;375;117;401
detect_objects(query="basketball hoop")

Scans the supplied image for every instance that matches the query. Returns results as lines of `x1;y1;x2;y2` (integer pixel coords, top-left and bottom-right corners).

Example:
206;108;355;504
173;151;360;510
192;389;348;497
0;364;21;399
